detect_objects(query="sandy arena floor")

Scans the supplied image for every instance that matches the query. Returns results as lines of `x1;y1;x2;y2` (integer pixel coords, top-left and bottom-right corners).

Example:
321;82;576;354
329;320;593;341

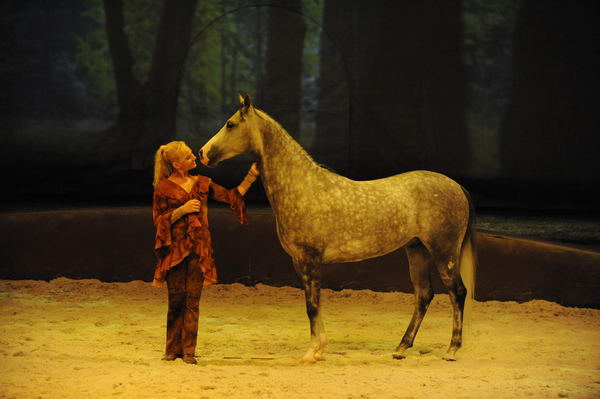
1;278;599;399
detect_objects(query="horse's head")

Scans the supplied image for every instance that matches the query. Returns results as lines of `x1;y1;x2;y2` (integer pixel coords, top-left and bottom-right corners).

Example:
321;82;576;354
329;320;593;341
199;93;258;167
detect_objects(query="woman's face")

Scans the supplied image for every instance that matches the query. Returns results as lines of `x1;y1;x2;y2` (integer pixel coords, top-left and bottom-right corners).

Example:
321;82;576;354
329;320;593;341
172;145;197;172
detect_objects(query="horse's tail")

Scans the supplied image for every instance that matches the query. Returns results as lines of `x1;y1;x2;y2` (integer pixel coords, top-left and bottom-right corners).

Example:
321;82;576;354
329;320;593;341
459;186;477;303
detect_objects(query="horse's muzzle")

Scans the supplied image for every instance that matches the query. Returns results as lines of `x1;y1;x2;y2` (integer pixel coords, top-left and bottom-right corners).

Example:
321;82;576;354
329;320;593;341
198;148;209;166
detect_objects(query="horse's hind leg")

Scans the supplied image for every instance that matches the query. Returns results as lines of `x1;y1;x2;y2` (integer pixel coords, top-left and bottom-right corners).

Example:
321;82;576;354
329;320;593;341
394;240;434;359
433;250;467;361
293;259;327;364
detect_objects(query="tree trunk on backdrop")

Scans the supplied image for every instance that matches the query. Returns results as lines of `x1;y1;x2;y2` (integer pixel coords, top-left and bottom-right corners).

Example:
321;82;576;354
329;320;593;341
312;0;351;173
103;0;139;126
315;0;467;180
219;0;227;113
257;0;306;138
253;7;264;105
501;0;600;184
104;0;198;169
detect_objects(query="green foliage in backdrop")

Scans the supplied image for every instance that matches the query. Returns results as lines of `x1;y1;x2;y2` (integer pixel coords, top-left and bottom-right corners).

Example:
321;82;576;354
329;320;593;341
75;0;323;141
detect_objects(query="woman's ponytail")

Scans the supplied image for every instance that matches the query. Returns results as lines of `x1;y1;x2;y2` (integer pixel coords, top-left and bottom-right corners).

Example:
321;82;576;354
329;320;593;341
153;145;171;187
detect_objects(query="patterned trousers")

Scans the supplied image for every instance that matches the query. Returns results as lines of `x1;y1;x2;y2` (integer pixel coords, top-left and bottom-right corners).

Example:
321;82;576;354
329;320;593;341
165;254;204;356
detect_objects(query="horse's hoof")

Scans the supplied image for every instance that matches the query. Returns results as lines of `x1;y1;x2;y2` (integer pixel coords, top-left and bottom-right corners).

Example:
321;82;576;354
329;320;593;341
300;357;317;365
442;353;457;362
392;352;406;360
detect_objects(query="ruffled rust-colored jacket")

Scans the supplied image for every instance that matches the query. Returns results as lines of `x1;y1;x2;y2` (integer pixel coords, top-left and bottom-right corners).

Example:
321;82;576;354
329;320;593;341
152;175;247;286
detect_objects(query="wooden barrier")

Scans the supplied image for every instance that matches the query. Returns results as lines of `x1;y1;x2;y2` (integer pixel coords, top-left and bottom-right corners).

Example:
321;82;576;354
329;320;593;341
1;206;598;308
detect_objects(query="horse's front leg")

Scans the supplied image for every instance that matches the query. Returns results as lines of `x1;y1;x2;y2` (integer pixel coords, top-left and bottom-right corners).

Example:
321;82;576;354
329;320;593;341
294;259;327;364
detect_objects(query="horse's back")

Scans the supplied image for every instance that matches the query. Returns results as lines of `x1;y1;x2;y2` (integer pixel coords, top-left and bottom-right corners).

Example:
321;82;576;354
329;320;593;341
354;169;468;232
347;170;464;204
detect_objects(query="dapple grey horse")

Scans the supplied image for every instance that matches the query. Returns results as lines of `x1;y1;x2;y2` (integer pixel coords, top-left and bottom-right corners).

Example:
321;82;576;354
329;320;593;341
199;94;477;364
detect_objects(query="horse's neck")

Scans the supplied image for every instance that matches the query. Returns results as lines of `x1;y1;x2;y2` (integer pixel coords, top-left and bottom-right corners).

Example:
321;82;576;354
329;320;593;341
257;120;321;207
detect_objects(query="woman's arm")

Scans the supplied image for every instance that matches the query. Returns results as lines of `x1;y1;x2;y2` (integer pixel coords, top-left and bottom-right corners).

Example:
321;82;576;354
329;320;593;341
208;171;254;225
153;190;175;226
208;163;259;201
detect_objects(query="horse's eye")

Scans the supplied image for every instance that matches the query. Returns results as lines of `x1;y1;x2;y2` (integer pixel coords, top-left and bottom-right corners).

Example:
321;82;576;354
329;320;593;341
226;121;235;129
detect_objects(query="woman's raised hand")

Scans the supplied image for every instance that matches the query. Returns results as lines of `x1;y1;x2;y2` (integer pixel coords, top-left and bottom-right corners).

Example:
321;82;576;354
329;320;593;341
237;163;260;196
248;162;260;178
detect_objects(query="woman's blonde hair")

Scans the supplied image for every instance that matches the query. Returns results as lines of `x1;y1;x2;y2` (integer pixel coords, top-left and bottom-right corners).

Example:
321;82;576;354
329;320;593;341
153;141;187;187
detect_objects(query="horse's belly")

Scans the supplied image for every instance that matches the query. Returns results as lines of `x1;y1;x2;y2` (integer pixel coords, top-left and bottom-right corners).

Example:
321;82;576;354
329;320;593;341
322;235;409;264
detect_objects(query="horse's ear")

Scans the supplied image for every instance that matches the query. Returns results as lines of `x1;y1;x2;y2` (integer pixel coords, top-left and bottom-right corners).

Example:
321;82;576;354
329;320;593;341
238;92;253;115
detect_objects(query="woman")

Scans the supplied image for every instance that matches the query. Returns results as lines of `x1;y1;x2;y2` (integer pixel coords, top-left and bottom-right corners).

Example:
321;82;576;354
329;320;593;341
152;140;258;364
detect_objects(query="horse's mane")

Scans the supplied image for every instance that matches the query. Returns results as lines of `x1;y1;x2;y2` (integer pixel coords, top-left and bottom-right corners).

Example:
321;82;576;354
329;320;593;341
251;107;344;179
253;107;324;171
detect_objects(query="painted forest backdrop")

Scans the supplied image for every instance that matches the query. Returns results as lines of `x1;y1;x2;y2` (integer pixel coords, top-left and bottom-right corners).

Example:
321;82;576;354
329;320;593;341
2;0;599;210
